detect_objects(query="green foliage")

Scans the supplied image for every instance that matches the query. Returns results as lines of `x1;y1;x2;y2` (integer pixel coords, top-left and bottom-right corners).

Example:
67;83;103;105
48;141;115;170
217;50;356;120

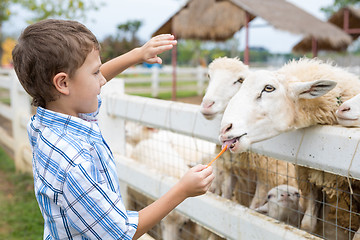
132;90;199;100
176;40;230;66
0;0;11;23
0;147;44;240
321;0;360;17
117;20;142;41
101;20;143;63
12;0;103;23
0;0;103;65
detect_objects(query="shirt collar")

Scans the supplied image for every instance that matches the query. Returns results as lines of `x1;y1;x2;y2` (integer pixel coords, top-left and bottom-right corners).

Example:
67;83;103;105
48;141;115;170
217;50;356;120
35;106;103;142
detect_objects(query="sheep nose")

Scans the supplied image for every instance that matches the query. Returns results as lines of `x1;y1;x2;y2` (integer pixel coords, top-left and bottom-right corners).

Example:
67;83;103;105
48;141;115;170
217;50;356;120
280;193;291;197
221;123;232;135
338;105;350;113
201;100;215;109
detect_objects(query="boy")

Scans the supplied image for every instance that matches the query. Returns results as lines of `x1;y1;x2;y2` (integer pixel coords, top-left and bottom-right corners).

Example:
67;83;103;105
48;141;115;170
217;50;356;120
12;19;214;240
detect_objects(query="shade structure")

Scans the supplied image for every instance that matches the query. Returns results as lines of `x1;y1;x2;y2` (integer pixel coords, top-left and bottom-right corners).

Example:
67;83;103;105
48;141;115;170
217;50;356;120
153;0;352;47
152;0;352;99
293;7;359;53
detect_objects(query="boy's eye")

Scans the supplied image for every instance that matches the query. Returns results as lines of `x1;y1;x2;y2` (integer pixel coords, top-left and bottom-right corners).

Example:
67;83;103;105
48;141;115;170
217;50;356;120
94;70;100;75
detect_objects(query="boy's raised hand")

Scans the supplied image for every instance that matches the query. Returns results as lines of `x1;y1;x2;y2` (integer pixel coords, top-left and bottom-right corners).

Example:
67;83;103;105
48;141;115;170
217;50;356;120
140;34;177;64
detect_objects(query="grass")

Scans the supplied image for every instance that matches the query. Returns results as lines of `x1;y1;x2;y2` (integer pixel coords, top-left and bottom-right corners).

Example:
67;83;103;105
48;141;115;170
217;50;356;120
0;87;10;105
125;79;198;88
0;147;44;240
131;90;199;100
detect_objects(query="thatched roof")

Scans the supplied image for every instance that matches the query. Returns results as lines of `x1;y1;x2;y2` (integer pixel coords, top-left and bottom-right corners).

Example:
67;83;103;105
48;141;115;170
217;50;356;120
153;0;255;41
293;7;360;53
153;0;352;48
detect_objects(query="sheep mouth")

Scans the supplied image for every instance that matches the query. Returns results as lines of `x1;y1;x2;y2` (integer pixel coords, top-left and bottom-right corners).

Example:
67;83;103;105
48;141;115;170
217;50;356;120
337;115;358;121
201;112;216;120
222;133;247;150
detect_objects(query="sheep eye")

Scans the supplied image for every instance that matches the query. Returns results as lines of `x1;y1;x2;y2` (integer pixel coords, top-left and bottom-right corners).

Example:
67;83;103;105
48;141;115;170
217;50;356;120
233;77;244;84
295;192;300;198
234;77;244;84
267;194;274;200
263;85;275;92
207;74;210;79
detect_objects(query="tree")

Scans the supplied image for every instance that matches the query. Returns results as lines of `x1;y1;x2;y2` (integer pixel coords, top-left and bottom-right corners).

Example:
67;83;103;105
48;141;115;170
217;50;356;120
321;0;360;16
117;20;142;42
101;20;143;63
0;0;102;65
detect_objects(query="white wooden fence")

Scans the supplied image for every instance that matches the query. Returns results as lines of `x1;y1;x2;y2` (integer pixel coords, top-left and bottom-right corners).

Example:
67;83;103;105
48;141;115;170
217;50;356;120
122;66;207;97
0;68;32;173
2;68;360;239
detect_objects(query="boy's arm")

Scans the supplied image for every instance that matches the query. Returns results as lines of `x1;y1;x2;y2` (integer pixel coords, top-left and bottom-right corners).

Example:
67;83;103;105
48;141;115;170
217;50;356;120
132;165;214;239
100;34;177;81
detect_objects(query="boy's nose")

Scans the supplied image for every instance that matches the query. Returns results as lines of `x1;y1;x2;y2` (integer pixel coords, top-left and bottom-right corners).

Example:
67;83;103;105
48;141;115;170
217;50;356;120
100;74;106;86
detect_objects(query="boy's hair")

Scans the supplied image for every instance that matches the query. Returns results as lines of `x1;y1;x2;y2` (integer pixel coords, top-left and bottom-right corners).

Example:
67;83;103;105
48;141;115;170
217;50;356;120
12;19;100;107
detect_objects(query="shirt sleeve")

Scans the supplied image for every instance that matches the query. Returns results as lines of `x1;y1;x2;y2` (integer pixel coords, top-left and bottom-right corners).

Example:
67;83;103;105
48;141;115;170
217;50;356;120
62;159;138;240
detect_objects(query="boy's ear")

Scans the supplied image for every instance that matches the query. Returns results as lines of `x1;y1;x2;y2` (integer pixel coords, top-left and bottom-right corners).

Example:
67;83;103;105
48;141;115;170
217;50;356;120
53;72;70;95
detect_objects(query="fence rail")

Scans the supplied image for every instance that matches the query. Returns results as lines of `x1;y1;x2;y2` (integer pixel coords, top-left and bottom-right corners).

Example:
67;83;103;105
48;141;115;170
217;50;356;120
2;68;360;239
122;66;207;96
0;68;31;173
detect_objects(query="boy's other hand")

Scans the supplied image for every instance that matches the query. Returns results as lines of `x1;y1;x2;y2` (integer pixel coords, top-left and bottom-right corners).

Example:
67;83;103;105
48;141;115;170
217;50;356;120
140;34;177;64
177;164;215;198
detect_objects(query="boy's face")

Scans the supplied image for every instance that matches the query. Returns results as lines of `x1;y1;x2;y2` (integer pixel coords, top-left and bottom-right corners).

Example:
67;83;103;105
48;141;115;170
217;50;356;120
68;49;106;115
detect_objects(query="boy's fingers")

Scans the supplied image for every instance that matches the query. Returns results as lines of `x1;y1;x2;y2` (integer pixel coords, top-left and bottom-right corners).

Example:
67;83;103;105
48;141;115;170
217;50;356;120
151;38;177;47
191;164;206;172
154;34;175;40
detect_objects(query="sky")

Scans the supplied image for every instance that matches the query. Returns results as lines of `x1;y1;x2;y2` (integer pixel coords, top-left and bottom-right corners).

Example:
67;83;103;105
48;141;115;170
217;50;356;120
4;0;334;53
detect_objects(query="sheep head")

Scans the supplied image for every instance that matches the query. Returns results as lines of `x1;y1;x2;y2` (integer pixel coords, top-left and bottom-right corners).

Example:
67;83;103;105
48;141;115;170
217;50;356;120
219;70;337;153
336;93;360;127
200;57;249;120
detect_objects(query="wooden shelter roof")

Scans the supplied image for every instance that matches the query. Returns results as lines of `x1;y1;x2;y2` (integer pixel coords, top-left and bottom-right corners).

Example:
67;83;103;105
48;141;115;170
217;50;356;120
153;0;352;48
293;7;359;53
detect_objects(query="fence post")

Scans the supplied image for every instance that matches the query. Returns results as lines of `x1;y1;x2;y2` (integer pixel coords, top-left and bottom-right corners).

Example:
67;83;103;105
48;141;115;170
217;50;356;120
98;78;128;204
98;78;126;155
10;70;32;173
197;66;206;95
151;66;159;98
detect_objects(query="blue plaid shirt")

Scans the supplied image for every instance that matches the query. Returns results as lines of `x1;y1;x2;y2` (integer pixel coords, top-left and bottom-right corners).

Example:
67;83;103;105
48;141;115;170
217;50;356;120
28;97;138;240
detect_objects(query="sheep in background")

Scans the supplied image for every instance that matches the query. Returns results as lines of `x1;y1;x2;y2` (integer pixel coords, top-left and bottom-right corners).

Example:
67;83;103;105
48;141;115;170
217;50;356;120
125;121;158;147
130;137;191;240
131;137;225;240
200;57;297;209
255;184;304;227
220;57;360;239
125;121;215;167
336;93;360;127
130;138;189;179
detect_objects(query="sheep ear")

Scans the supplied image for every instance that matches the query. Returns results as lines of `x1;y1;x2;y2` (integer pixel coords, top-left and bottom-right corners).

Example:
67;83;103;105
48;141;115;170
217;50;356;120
290;80;337;99
255;203;269;214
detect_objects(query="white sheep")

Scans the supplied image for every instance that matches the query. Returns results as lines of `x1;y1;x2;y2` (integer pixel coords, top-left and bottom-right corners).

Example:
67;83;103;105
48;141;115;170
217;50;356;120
130;138;189;179
200;56;250;120
200;57;297;209
125;121;158;147
255;184;304;227
130;137;192;240
336;93;360;127
220;57;360;239
126;121;215;167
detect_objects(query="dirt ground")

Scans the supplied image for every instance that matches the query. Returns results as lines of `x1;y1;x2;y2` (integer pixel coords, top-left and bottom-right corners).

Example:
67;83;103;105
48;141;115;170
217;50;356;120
175;95;203;105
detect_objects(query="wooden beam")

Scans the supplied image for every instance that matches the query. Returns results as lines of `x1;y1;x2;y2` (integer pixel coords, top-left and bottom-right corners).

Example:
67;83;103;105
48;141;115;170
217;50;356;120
343;8;360;34
312;37;318;58
172;34;177;101
244;12;250;65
